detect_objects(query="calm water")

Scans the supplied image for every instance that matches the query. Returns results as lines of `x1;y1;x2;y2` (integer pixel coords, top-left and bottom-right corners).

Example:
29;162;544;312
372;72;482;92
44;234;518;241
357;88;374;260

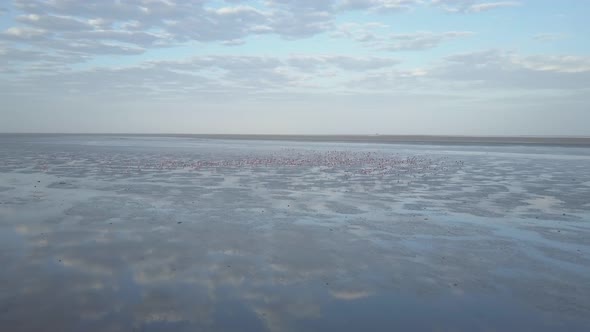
1;134;589;331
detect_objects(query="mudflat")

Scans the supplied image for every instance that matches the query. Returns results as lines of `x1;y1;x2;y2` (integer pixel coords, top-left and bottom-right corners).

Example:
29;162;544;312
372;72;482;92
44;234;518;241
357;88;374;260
1;134;589;331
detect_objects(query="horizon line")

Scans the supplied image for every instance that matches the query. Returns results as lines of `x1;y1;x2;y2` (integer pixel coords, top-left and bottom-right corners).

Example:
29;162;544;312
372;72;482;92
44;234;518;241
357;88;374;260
2;132;590;147
1;132;590;139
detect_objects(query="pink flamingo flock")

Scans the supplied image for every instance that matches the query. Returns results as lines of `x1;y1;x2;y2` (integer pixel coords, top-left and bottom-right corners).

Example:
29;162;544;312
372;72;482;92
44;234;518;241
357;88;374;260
31;149;463;177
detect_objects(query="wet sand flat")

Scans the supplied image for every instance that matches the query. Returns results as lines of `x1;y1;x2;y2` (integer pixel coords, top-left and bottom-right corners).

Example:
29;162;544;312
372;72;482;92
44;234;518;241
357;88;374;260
177;134;590;147
11;133;590;146
1;134;589;331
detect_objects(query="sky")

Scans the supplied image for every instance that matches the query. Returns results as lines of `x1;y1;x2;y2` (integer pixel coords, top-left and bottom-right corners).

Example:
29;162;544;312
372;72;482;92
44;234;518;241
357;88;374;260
0;0;589;136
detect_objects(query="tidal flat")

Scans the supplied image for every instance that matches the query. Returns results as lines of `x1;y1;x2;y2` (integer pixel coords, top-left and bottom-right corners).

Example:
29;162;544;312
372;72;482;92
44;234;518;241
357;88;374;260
1;134;589;331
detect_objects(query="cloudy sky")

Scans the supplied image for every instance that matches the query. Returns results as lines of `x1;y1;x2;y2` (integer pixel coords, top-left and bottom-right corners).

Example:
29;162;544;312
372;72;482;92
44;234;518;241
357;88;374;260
1;0;589;135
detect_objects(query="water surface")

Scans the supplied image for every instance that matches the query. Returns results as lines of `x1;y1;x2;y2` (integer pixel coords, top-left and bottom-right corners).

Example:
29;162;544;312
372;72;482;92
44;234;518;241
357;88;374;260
1;134;589;331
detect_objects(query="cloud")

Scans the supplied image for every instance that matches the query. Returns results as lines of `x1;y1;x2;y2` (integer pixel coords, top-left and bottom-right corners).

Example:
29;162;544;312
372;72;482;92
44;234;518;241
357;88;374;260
221;39;246;46
0;43;87;76
164;5;272;42
62;29;169;47
330;289;373;300
0;0;523;73
533;33;568;43
339;0;422;13
332;22;473;51
1;26;48;40
514;55;590;73
431;50;590;89
335;50;590;93
3;0;510;65
379;31;474;51
0;53;401;101
3;0;336;62
264;0;336;39
431;0;521;13
5;47;588;106
467;1;520;12
1;0;587;137
286;55;400;71
3;0;433;66
331;22;389;42
16;13;94;31
344;68;430;91
0;46;41;63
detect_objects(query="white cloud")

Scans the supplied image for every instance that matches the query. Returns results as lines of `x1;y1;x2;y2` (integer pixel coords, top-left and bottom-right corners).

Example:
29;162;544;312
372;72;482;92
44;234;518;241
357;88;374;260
468;1;520;12
515;55;590;73
0;0;522;69
5;1;310;47
286;54;400;71
331;22;389;42
0;0;347;63
0;54;402;101
379;31;474;51
2;26;47;40
4;48;588;105
339;0;423;13
533;33;567;43
330;289;373;300
1;0;587;136
334;27;474;51
431;50;590;89
17;13;94;31
431;0;521;13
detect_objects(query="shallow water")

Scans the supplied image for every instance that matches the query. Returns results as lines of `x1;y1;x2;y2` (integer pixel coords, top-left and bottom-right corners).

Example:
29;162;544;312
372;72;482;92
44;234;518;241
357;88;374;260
1;134;589;331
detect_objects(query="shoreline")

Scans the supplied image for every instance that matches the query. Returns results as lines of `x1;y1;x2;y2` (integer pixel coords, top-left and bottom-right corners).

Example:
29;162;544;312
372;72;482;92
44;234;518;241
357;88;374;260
3;133;590;147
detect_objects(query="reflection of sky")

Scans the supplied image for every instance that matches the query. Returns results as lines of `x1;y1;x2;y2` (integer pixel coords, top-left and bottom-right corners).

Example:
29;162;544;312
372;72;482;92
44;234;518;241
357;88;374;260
6;220;588;332
1;135;590;331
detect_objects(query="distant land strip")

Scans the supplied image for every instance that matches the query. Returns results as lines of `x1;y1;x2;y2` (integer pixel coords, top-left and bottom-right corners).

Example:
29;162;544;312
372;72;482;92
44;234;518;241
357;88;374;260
162;134;590;147
4;133;590;147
